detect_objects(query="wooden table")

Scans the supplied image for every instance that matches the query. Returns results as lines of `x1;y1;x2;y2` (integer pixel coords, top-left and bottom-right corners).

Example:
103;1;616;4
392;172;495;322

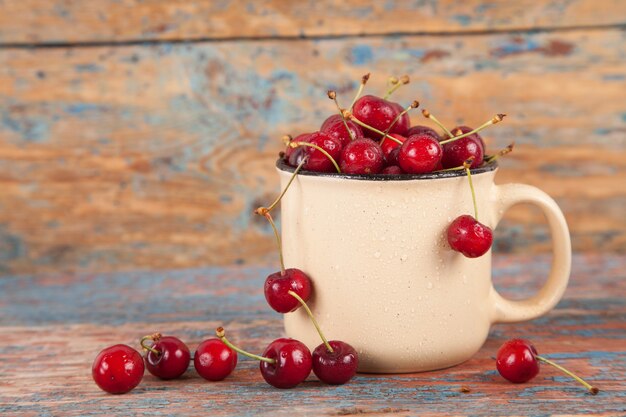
0;254;624;416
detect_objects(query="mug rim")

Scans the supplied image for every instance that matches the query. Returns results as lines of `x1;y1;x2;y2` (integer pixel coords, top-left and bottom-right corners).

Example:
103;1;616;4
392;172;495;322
276;158;498;181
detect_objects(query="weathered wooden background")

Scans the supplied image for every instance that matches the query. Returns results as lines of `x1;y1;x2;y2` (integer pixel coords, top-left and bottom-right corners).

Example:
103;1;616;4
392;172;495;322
0;1;625;275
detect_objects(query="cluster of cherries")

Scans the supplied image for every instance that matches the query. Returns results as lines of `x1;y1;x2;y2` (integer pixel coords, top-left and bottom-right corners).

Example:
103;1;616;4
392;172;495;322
91;73;598;396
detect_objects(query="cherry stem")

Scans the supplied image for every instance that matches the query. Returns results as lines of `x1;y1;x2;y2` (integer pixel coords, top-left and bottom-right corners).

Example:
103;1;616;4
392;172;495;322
140;333;161;356
484;142;515;164
383;75;409;99
380;100;419;147
216;327;276;365
536;355;599;395
290;141;341;173
328;90;354;141
288;290;334;353
262;157;307;214
421;109;454;139
349;73;370;109
264;212;285;275
439;114;506;145
344;111;403;145
463;159;478;220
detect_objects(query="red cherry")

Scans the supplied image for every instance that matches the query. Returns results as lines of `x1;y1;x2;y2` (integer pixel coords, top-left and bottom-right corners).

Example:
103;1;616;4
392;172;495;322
92;344;144;394
144;335;190;380
194;338;238;381
381;165;404;175
260;338;312;389
406;125;439;139
442;135;485;169
320;114;363;148
352;95;408;140
391;102;411;134
448;125;486;149
303;132;342;173
380;133;406;165
340;138;384;174
312;341;358;385
496;339;539;383
398;134;443;174
264;268;312;313
447;214;493;258
284;133;312;167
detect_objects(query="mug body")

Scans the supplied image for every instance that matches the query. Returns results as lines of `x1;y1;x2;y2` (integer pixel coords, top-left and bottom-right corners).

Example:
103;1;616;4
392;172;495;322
278;163;499;373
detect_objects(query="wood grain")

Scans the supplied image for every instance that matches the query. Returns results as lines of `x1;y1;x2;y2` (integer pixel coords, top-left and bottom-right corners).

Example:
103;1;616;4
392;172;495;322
0;28;625;274
1;0;625;45
0;255;624;416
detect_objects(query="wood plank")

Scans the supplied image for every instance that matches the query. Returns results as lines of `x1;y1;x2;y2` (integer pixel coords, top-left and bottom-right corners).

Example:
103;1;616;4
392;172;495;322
0;256;624;416
0;29;625;275
1;0;626;45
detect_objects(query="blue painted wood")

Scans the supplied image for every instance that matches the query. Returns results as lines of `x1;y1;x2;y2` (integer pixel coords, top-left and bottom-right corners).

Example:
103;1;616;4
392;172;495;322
0;254;624;416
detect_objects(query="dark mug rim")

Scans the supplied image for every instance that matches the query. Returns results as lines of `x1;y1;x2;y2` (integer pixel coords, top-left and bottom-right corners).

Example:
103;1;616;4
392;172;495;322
276;158;498;181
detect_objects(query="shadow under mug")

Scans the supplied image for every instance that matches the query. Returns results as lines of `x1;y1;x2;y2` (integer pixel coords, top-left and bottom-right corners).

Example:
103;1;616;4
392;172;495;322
276;160;571;373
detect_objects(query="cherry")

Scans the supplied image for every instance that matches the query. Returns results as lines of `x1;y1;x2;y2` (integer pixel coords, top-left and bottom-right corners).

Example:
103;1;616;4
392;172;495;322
340;138;384;174
441;126;485;169
265;268;312;313
496;339;599;394
141;333;190;380
284;133;312;167
446;160;493;258
447;214;493;258
313;341;358;385
92;344;144;394
217;328;312;389
390;102;411;134
287;290;358;385
194;338;238;381
320;114;363;148
397;134;443;174
352;95;409;140
446;125;486;149
301;132;343;173
381;165;404;175
380;133;406;166
405;125;439;139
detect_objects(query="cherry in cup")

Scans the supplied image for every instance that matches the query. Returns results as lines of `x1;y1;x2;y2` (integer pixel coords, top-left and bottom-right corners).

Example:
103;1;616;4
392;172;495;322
140;333;190;380
194;337;238;381
217;327;312;389
92;344;144;394
496;339;599;395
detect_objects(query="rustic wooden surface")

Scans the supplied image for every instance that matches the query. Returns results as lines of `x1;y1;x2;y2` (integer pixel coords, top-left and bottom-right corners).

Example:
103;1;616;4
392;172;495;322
2;0;626;44
0;254;624;416
1;1;625;275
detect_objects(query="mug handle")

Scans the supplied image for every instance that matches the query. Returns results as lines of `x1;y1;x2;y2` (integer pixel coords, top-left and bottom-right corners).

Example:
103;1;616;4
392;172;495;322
489;183;572;323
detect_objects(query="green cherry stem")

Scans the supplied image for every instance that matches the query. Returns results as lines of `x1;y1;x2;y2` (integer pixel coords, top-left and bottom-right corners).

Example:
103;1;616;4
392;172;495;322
328;90;354;141
140;333;161;356
383;75;409;99
261;157;307;214
264;212;285;275
290;141;341;173
463;158;478;220
421;109;454;139
536;356;599;395
216;327;276;364
343;110;403;145
439;114;506;145
288;290;334;353
380;100;419;147
349;73;370;110
484;142;515;164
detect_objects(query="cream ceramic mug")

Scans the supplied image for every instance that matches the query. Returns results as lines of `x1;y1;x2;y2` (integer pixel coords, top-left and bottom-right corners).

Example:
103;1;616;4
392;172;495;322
277;160;571;373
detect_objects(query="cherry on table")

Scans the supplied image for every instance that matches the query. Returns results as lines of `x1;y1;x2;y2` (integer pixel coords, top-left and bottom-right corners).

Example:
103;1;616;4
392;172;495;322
447;214;493;258
141;333;190;380
340;138;384;174
312;341;359;385
265;268;312;313
496;338;599;394
194;338;238;381
398;134;443;174
92;344;144;394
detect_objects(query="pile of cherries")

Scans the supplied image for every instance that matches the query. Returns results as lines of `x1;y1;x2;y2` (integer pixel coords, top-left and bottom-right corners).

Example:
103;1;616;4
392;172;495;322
92;73;598;396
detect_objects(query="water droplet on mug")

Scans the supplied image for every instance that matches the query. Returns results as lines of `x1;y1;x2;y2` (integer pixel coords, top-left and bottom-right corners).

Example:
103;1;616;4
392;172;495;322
374;251;381;259
400;254;408;261
426;282;433;289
